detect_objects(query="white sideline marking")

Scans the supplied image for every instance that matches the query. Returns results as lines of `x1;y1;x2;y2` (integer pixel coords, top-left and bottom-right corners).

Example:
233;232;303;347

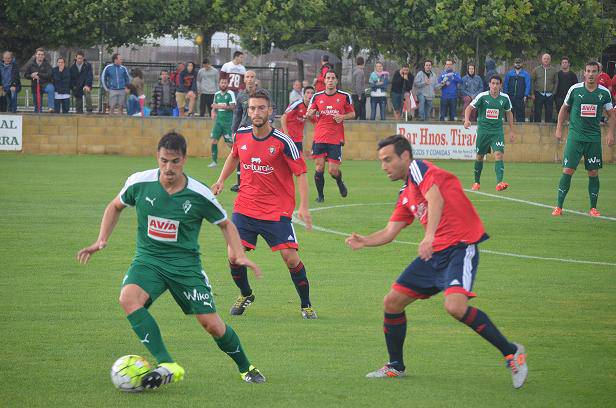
294;203;616;267
465;189;616;221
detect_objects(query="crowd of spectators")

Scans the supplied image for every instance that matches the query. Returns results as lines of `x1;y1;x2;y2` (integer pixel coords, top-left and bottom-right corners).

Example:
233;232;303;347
1;48;616;123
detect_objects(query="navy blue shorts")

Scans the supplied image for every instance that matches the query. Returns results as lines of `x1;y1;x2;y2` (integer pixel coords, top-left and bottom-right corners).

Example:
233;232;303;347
294;141;303;152
232;213;298;252
393;242;481;299
311;143;342;163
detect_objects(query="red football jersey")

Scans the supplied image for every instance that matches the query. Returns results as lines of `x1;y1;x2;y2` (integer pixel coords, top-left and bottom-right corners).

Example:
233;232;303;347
284;99;313;142
232;126;307;221
308;90;354;144
390;160;486;252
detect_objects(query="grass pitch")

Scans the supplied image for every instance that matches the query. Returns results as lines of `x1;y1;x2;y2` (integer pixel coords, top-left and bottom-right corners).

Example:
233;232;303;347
1;154;615;407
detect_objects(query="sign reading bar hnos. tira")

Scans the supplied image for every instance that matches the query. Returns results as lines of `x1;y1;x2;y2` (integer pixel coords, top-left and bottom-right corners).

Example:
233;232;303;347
0;115;22;151
397;123;477;160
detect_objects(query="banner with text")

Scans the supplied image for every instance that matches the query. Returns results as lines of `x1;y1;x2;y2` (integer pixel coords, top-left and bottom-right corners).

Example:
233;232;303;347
397;123;477;160
0;115;22;151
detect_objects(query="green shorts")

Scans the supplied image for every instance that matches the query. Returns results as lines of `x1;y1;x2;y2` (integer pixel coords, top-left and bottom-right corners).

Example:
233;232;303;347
211;120;233;144
562;139;603;170
122;261;216;315
476;132;505;155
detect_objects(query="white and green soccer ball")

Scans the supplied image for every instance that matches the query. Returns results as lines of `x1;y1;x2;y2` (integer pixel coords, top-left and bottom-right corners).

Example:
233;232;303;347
110;355;151;392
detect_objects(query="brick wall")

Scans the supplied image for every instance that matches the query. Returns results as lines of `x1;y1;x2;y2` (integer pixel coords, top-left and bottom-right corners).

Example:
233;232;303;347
15;114;616;163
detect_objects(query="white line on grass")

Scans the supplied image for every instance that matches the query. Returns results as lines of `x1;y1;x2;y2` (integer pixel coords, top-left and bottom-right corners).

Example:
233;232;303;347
295;203;616;267
464;189;616;221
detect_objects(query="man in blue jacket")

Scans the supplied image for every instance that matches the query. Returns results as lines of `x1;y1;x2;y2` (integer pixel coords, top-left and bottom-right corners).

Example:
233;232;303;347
0;51;21;113
503;58;530;122
101;53;130;114
436;59;461;121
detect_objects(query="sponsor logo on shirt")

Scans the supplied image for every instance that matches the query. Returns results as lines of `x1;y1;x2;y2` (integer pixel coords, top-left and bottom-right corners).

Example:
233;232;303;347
243;157;274;174
580;104;597;117
147;215;179;242
486;108;499;119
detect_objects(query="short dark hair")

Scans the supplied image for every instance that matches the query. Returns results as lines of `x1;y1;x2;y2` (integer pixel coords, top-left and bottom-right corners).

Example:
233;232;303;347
585;60;599;70
489;74;502;84
158;132;187;156
35;47;45;53
111;53;120;63
377;135;413;159
322;54;329;62
356;56;364;66
202;58;210;65
160;69;168;75
325;70;337;79
401;63;410;69
424;59;432;65
561;56;570;63
445;58;455;65
233;51;244;59
467;63;475;69
75;51;84;57
249;89;271;106
303;85;315;92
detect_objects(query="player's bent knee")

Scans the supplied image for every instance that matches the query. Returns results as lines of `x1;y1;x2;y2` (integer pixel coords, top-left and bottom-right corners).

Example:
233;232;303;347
444;301;467;320
383;292;406;313
196;313;225;337
588;170;598;177
563;168;575;175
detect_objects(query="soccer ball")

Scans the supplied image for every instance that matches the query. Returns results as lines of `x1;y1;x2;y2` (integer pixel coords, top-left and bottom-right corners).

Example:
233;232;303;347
110;355;151;392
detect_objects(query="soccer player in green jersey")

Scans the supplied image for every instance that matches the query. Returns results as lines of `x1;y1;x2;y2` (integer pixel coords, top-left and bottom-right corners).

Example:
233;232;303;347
464;75;516;191
77;132;266;387
208;77;236;168
553;61;615;217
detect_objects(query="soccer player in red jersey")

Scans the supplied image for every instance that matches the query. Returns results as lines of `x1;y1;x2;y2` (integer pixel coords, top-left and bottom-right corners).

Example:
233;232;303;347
345;135;528;388
313;54;332;92
306;71;355;202
212;90;316;319
281;85;316;152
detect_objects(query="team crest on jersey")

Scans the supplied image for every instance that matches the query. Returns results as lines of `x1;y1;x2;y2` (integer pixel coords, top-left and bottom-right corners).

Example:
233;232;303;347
147;215;179;242
183;200;192;214
268;146;276;155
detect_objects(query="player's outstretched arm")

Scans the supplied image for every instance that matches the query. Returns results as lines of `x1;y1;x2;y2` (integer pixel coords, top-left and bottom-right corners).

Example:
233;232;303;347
606;108;615;146
345;221;408;250
506;111;516;142
305;108;316;119
77;197;125;264
555;103;570;141
296;173;312;230
419;185;444;261
463;104;475;128
212;153;240;195
219;219;262;278
280;112;289;134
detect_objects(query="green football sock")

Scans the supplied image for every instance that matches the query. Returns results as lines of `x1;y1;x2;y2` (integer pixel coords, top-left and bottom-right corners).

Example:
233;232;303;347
495;160;504;183
212;143;218;163
474;161;483;183
557;173;572;208
214;324;250;373
127;307;174;364
588;176;599;209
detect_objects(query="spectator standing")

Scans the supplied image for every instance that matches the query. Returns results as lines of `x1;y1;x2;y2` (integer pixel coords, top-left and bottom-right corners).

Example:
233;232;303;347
436;59;462;121
554;57;578;119
170;62;185;87
220;51;246;94
414;60;436;121
197;58;218;117
151;70;177;116
484;57;498;91
176;62;198;117
289;80;303;104
597;63;613;122
126;84;141;116
69;51;93;114
351;56;367;120
530;53;559;123
230;70;258;192
390;64;414;121
51;57;71;114
0;51;21;113
369;62;389;120
503;58;531;122
314;54;332;92
131;68;146;115
460;64;483;122
24;48;55;113
101;53;130;115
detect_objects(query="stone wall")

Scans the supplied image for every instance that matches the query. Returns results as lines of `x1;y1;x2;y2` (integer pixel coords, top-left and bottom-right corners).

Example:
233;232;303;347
13;114;616;163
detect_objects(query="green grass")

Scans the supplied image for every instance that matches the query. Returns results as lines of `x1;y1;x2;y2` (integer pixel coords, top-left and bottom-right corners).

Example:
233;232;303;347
1;155;615;407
